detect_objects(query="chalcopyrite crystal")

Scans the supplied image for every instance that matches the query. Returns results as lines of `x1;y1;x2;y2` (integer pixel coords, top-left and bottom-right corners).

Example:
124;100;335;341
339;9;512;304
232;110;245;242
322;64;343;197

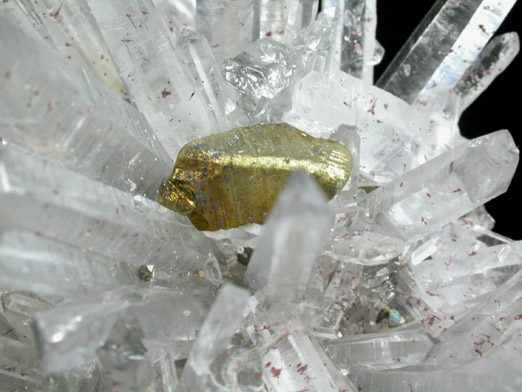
0;0;521;391
158;123;353;231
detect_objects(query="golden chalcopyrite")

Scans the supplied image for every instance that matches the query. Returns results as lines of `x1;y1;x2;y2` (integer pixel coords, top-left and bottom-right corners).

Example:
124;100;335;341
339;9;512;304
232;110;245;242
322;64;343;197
158;123;353;231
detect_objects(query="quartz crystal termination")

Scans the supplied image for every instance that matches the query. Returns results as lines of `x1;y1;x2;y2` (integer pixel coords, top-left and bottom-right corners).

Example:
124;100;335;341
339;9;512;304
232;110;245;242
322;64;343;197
377;0;517;105
8;0;127;97
253;0;319;43
86;0;219;159
322;0;378;84
158;123;353;231
453;32;520;113
0;14;172;199
283;70;432;182
245;170;331;302
368;130;519;242
33;287;211;374
177;284;251;391
196;0;254;65
0;145;215;278
242;172;356;391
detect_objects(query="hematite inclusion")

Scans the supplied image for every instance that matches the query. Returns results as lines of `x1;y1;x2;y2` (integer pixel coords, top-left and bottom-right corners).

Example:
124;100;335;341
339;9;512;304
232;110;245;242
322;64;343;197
158;123;353;231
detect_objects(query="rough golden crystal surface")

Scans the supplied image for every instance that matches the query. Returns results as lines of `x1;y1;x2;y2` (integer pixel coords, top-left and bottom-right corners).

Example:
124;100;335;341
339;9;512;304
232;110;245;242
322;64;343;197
158;123;352;231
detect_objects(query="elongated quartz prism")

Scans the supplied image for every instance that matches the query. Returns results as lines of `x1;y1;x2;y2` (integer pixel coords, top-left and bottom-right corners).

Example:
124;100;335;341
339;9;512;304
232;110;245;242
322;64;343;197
158;123;353;231
377;0;517;105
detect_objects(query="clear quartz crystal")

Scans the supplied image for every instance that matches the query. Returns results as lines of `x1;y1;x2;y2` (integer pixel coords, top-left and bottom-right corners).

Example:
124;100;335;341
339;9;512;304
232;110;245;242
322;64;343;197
368;130;519;242
196;0;254;65
34;286;212;374
176;29;248;130
86;0;219;159
177;284;251;391
244;171;331;303
377;0;518;104
253;0;319;43
0;15;172;198
224;12;337;123
322;0;378;83
0;230;132;298
324;328;434;369
283;69;434;183
1;0;521;391
12;0;127;96
96;316;153;392
454;32;520;113
152;0;196;33
0;146;215;278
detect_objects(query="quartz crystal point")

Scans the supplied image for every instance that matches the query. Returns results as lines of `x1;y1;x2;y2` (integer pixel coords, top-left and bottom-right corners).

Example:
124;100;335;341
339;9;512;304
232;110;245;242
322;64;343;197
0;230;130;298
425;267;522;363
324;328;434;369
244;170;331;302
196;0;254;65
454;32;520;113
368;130;519;242
176;28;248;130
377;0;518;105
177;284;251;391
34;287;211;374
351;270;522;392
283;70;433;183
158;123;352;231
409;241;522;315
0;145;215;278
253;0;319;43
0;15;172;198
96;316;153;392
10;0;126;96
1;291;52;346
322;0;378;83
243;310;357;392
86;0;218;159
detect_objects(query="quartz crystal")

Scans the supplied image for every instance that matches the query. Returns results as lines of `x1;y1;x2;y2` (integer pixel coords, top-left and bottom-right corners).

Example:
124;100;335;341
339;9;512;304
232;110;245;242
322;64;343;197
377;0;517;105
196;0;254;65
0;15;172;199
0;0;520;391
322;0;379;83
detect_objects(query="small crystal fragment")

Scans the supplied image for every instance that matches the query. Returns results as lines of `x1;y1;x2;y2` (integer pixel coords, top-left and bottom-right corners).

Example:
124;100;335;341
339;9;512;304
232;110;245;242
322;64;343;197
245;170;331;302
138;264;156;282
158;123;352;231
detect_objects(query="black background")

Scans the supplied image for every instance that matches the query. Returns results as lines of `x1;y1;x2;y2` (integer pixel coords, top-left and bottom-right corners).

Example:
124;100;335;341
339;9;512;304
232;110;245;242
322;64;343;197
321;1;521;239
374;1;521;240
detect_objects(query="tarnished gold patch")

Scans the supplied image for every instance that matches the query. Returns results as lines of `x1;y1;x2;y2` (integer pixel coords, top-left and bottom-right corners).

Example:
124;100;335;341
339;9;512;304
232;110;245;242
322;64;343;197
158;123;352;231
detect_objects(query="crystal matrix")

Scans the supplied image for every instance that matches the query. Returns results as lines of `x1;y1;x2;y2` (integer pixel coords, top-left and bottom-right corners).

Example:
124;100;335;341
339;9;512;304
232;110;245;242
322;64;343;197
0;0;520;391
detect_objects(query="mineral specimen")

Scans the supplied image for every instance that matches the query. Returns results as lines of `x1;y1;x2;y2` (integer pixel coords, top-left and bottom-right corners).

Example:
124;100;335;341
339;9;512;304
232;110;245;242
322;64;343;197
0;0;521;391
158;123;353;231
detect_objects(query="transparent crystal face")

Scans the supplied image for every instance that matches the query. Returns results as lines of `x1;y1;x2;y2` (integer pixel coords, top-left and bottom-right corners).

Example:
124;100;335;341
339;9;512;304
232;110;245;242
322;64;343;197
0;0;520;391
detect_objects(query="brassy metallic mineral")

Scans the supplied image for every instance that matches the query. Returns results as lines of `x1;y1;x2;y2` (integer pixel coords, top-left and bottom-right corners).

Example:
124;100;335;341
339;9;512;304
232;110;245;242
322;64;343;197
158;123;353;231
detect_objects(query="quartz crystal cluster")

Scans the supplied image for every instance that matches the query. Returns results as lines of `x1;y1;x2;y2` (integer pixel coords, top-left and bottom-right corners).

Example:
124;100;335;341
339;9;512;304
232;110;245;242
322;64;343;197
0;0;520;391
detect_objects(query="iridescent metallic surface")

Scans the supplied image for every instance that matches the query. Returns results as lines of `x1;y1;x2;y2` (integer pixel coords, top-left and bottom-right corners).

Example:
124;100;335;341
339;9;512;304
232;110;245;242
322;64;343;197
158;123;353;231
